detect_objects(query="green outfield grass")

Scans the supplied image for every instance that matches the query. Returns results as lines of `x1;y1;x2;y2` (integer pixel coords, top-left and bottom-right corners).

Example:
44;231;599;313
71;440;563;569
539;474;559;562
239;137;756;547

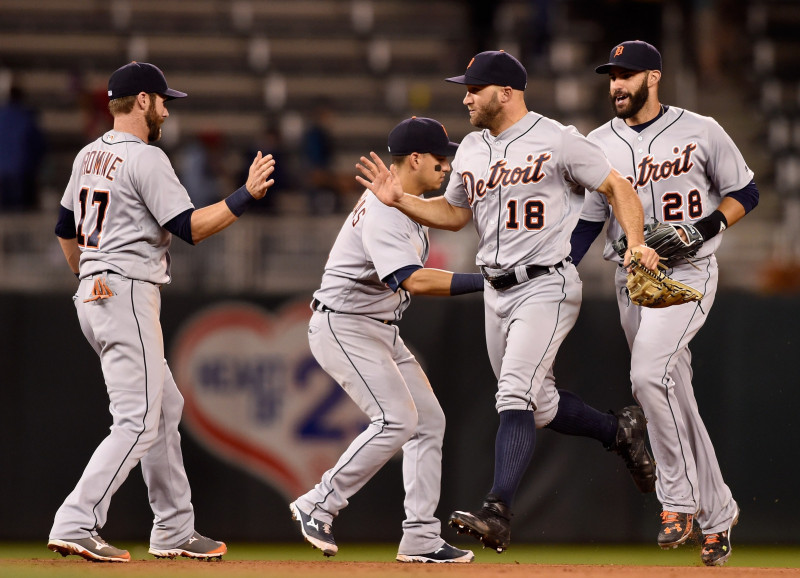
2;541;799;567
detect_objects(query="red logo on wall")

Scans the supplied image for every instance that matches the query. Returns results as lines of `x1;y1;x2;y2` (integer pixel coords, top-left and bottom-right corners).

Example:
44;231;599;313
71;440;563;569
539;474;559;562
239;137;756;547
171;300;367;499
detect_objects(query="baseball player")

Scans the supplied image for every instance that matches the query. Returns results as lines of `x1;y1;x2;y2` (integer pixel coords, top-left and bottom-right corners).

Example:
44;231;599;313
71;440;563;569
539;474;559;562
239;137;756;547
570;40;759;566
356;50;660;553
49;62;276;562
289;117;483;563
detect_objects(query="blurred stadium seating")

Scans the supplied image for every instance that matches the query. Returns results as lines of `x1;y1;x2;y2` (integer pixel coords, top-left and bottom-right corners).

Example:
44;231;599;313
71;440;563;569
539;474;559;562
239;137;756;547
0;0;792;295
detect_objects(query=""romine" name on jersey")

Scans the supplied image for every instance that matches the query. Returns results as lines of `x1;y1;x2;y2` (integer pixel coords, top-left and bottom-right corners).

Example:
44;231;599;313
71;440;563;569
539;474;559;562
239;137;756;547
627;143;696;190
463;153;552;204
81;150;124;181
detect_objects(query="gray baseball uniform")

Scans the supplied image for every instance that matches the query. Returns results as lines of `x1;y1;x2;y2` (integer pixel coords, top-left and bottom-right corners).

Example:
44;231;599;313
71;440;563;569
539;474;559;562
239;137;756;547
444;111;610;425
293;190;447;555
580;106;751;533
50;130;198;549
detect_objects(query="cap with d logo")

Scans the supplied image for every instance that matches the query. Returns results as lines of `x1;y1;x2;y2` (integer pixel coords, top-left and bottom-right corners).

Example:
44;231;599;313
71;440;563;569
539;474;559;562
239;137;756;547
108;61;187;100
595;41;662;74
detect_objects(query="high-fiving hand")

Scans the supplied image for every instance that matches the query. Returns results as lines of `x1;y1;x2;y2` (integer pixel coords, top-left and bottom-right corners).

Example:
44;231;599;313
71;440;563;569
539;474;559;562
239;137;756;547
245;152;276;199
355;152;405;206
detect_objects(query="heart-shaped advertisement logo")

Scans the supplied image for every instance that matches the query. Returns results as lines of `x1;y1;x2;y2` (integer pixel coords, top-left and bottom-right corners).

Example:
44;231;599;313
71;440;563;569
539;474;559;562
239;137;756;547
171;300;368;500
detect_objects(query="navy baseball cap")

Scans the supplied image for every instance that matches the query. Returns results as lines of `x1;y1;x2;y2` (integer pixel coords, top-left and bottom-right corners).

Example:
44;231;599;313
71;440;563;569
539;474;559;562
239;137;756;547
108;61;187;101
445;50;527;90
595;40;662;74
387;117;459;157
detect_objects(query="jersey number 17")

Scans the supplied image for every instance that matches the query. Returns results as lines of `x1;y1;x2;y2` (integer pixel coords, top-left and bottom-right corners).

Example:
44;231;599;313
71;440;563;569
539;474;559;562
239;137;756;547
76;186;110;249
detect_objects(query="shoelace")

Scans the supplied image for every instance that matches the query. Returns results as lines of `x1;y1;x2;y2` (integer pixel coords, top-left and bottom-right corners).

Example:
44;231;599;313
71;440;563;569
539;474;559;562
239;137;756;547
704;533;721;546
660;511;681;524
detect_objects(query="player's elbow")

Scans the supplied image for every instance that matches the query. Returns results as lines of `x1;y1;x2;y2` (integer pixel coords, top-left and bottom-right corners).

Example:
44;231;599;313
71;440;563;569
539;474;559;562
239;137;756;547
442;222;465;232
598;168;634;200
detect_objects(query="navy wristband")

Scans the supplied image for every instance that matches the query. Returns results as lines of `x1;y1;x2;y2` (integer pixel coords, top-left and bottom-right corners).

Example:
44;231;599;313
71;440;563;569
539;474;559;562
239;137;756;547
224;185;256;217
694;210;728;241
450;273;484;295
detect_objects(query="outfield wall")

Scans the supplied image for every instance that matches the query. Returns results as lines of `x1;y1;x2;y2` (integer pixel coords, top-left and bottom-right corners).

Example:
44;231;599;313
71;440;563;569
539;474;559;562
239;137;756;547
1;292;796;544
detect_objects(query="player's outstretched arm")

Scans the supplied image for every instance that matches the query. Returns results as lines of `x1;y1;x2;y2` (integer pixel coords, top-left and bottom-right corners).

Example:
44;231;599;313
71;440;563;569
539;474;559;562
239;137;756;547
190;152;276;244
597;169;659;269
401;268;484;296
356;152;471;231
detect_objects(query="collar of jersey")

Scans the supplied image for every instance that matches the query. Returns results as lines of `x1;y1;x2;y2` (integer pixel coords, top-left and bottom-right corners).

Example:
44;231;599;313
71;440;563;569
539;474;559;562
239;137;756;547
485;111;540;143
102;130;146;145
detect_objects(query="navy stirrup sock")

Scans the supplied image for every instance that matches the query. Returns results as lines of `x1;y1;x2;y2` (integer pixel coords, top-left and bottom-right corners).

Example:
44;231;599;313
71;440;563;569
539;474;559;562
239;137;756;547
546;389;617;447
489;409;536;507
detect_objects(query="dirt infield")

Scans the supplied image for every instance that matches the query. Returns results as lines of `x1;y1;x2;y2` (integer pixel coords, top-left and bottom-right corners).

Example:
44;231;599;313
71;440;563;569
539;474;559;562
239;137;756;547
4;559;799;578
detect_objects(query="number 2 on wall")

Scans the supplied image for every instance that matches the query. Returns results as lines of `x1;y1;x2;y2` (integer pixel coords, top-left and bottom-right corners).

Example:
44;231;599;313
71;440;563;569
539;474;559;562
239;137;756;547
76;187;110;248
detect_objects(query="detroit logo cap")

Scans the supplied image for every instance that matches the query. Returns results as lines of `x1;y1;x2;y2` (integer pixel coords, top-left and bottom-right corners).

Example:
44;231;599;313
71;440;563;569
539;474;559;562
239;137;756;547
108;61;188;101
595;40;662;74
388;116;459;157
445;50;527;91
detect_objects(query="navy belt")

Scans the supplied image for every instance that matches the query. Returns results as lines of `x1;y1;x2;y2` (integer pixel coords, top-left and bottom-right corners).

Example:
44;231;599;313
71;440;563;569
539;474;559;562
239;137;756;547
481;258;570;291
311;298;394;325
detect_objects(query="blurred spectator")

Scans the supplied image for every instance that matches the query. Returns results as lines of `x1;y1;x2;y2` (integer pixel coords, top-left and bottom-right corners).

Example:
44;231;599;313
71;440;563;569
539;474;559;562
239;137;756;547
691;0;722;82
238;119;294;213
0;84;46;211
593;0;665;52
526;0;555;73
464;0;500;58
300;99;355;214
176;130;225;209
83;83;115;141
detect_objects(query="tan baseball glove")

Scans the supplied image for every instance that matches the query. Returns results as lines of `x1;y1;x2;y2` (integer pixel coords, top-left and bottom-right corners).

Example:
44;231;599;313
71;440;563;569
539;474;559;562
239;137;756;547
627;252;703;308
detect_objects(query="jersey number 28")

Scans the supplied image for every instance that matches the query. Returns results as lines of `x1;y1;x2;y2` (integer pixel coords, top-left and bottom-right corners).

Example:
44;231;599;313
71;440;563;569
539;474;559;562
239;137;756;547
662;189;702;221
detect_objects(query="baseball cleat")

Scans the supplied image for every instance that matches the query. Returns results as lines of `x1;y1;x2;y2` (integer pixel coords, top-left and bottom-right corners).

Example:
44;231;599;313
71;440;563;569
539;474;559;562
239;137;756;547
289;501;338;557
47;535;131;562
610;405;657;493
448;495;511;553
657;511;694;549
396;542;474;563
149;531;226;560
701;507;739;566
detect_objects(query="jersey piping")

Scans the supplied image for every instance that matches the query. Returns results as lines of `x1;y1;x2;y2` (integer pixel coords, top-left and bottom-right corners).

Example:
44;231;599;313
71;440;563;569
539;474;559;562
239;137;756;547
609;109;686;223
491;116;544;267
90;279;151;532
311;312;387;518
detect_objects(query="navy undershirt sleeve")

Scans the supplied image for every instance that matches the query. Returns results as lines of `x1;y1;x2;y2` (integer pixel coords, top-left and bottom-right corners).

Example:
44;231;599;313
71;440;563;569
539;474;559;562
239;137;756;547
569;219;605;266
726;179;759;214
54;205;77;239
383;264;422;292
164;208;196;245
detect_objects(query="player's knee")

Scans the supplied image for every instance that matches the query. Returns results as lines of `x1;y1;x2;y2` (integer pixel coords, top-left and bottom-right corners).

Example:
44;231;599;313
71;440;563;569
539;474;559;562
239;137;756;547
418;403;446;440
630;366;664;398
385;406;419;441
534;404;556;428
112;417;159;450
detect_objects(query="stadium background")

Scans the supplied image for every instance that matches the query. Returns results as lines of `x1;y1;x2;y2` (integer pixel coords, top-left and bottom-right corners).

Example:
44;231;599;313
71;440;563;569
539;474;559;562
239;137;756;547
0;0;797;550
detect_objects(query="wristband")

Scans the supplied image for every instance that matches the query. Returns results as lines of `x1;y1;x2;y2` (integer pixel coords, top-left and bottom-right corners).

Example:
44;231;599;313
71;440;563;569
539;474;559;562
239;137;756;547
694;210;728;241
224;185;256;217
450;273;484;295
